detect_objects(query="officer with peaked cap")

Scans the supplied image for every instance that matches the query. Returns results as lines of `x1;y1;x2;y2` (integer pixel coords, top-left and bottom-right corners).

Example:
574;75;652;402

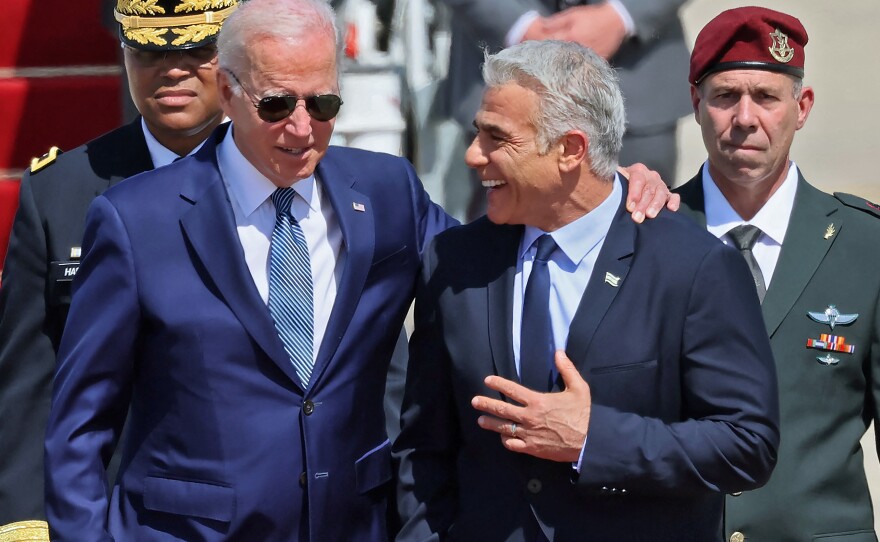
674;6;880;541
0;0;238;532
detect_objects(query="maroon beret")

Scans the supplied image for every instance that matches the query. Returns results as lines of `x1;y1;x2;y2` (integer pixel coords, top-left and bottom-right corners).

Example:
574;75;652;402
689;6;808;85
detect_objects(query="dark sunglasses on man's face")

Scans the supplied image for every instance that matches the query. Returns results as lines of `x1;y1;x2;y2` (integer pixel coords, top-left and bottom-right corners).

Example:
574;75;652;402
253;94;343;123
225;69;342;123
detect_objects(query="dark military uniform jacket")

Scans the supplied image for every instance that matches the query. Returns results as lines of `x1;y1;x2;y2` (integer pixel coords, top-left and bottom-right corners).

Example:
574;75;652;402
0;119;153;524
676;169;880;542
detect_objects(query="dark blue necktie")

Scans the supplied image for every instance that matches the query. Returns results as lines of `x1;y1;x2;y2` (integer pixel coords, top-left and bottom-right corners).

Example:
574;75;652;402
268;188;315;386
520;234;557;391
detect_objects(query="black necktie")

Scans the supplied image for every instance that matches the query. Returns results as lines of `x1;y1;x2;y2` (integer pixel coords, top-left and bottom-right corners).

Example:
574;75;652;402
727;224;766;303
520;235;557;391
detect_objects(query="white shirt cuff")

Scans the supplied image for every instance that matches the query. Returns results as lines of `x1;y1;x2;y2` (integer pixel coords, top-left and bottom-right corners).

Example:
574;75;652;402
573;434;588;473
607;0;635;37
506;10;540;46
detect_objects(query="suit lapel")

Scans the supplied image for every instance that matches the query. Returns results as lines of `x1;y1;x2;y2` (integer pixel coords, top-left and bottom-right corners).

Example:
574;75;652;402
762;176;841;337
565;195;635;372
307;153;375;388
486;224;522;384
178;125;302;389
674;170;708;228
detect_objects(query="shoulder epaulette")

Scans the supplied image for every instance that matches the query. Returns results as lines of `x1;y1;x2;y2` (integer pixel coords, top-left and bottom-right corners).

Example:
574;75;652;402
834;192;880;218
29;146;63;174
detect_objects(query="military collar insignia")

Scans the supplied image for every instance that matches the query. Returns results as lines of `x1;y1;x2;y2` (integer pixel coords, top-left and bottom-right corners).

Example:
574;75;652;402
823;223;835;240
768;28;795;63
807;305;858;330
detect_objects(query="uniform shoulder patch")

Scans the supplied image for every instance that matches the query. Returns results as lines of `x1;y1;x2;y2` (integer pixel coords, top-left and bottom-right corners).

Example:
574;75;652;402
29;146;63;174
834;192;880;218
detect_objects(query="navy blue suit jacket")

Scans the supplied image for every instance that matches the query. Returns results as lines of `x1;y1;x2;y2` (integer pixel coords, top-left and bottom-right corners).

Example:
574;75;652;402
44;124;453;541
395;189;780;541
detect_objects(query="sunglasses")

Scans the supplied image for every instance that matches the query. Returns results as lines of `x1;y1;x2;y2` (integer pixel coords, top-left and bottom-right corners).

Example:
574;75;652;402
124;44;217;69
225;69;343;123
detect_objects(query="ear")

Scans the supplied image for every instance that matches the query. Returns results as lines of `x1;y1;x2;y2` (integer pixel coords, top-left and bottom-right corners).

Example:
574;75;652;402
690;85;702;125
217;69;235;111
795;85;815;131
558;130;587;173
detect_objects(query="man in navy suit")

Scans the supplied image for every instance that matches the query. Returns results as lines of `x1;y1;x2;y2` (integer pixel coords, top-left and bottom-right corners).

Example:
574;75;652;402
0;0;237;530
394;40;780;541
42;0;454;540
41;1;679;539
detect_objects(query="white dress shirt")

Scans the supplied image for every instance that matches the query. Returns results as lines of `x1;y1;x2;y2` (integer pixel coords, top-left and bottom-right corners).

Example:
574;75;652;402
216;124;345;363
702;160;799;289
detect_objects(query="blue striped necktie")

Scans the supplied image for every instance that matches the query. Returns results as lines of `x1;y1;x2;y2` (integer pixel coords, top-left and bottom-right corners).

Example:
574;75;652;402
268;187;315;386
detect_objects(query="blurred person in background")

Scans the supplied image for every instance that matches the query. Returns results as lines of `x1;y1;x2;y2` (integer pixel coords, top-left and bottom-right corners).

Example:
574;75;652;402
435;0;691;221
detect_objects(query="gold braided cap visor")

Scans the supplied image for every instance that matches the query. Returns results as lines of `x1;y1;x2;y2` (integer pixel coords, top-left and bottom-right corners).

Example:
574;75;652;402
114;3;238;49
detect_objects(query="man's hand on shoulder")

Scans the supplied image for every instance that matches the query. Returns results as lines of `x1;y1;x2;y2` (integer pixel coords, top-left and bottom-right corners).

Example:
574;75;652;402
620;163;679;223
472;351;591;463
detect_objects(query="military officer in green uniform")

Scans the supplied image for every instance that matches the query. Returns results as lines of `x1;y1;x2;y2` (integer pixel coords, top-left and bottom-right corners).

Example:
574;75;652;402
676;7;880;541
0;0;238;532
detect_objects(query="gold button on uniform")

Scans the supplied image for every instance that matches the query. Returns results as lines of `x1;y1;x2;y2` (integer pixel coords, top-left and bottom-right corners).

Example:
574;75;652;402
730;531;745;542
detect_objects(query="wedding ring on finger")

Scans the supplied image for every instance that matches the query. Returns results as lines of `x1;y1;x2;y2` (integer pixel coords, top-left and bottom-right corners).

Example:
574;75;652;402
511;423;517;437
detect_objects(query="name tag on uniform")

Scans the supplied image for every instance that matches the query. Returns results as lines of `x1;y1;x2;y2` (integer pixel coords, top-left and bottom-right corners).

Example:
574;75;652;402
50;261;80;281
48;261;79;306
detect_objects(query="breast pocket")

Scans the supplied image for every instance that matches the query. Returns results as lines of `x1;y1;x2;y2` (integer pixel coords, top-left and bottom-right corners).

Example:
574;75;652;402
589;359;659;416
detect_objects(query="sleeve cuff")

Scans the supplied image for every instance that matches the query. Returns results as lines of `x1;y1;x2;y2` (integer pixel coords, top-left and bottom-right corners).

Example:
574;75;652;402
506;10;540;46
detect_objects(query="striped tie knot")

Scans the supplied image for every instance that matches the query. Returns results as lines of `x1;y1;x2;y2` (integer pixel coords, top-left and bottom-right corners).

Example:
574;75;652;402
271;187;297;216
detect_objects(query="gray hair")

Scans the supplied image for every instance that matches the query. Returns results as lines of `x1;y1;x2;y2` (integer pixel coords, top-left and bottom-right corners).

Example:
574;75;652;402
217;0;339;87
482;40;625;180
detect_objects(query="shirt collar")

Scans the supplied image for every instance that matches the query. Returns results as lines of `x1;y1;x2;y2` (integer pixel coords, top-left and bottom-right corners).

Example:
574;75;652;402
520;175;622;264
702;160;798;245
217;123;319;218
140;117;211;167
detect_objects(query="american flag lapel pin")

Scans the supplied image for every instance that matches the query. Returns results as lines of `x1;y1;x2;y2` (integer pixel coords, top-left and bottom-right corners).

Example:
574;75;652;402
352;202;366;212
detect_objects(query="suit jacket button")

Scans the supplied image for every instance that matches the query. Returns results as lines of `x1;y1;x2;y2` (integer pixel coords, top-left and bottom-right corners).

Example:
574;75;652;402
729;532;745;542
299;472;307;488
730;491;743;497
527;479;542;494
303;400;315;415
